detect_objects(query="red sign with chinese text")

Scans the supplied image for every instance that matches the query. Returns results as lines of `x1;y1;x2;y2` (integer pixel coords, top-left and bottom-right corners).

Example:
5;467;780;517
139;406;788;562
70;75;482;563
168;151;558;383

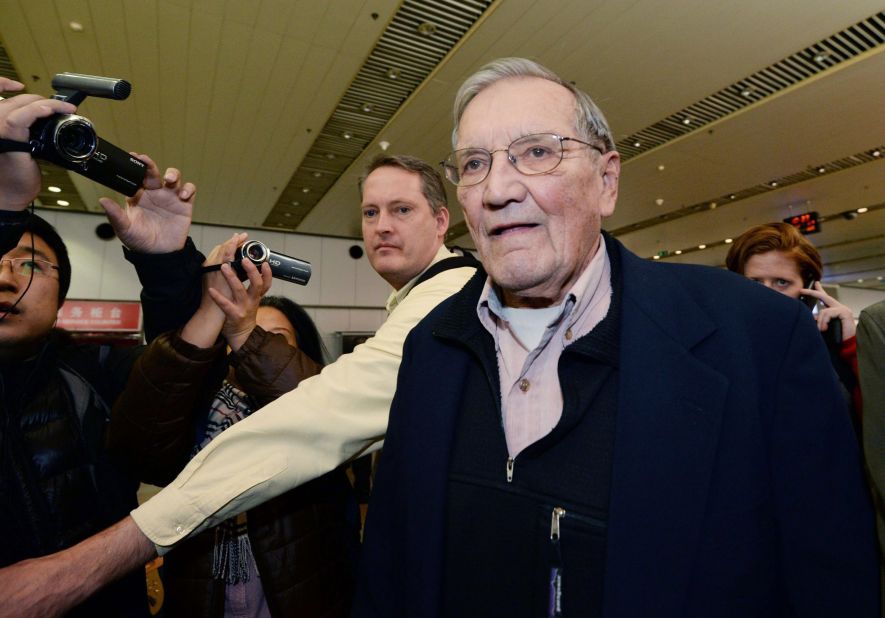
57;300;142;332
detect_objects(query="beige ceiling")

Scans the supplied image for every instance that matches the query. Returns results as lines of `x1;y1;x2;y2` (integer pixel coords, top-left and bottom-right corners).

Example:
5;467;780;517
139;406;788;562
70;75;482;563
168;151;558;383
1;0;883;288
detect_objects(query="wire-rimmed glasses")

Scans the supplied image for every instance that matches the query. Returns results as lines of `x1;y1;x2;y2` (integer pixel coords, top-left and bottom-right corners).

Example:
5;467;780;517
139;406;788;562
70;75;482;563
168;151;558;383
0;257;60;279
441;133;604;187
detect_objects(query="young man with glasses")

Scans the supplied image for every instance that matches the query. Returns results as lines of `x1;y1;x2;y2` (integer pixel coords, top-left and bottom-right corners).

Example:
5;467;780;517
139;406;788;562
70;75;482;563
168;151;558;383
0;78;201;617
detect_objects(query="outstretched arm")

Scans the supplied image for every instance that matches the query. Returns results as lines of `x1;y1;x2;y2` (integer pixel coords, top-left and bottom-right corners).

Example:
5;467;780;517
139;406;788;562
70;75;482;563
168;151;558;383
0;517;154;618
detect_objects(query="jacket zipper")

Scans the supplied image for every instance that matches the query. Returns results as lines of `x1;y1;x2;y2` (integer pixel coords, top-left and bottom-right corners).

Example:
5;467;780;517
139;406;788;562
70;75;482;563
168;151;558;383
549;506;566;617
506;456;515;482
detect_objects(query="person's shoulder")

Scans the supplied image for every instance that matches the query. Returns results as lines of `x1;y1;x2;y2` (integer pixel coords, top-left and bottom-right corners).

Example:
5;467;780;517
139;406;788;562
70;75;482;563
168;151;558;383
409;268;486;339
633;258;803;326
859;298;885;322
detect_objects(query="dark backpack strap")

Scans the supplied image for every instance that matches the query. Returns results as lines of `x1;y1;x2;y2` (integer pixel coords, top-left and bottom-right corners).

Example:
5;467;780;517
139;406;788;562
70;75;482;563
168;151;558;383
412;248;480;289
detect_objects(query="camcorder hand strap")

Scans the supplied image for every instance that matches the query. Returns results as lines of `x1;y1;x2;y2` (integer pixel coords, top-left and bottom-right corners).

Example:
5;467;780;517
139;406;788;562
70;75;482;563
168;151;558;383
0;138;32;153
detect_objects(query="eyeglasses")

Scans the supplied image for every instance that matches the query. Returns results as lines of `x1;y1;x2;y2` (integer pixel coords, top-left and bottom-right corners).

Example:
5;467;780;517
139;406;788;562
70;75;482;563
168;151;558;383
441;133;604;187
0;257;60;279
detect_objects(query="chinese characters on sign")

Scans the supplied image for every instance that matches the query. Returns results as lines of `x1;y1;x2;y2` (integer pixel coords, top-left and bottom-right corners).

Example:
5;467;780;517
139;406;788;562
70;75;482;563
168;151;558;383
57;300;142;332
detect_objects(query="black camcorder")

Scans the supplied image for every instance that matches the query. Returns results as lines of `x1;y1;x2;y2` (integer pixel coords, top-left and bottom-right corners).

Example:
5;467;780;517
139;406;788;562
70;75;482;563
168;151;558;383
232;240;312;286
28;73;146;196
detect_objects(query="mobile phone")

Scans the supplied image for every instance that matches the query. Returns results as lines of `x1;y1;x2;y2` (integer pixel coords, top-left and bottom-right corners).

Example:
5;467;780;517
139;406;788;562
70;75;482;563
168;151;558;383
799;278;818;309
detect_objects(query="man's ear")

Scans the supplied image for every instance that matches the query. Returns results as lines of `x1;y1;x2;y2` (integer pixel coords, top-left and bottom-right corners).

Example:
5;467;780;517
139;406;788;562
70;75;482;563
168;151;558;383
599;151;620;218
436;206;450;237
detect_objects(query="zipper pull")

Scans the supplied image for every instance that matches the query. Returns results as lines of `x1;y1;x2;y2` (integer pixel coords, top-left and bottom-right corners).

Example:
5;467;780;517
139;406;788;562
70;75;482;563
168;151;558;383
549;507;566;617
506;457;515;483
550;507;566;540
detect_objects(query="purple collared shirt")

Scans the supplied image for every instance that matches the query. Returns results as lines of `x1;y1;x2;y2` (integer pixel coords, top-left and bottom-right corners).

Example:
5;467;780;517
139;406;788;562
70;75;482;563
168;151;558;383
477;240;612;456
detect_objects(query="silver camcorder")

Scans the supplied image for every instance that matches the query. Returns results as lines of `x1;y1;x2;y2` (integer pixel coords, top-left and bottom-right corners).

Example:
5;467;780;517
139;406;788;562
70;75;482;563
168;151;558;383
233;240;311;286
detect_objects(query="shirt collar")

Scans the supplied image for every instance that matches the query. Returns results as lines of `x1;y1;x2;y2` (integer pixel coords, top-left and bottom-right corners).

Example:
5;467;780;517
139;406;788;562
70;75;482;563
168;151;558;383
385;245;457;313
478;236;609;330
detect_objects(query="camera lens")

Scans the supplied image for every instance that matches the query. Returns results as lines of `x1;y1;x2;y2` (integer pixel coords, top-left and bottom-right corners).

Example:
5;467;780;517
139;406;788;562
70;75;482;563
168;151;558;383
242;241;268;263
53;116;97;162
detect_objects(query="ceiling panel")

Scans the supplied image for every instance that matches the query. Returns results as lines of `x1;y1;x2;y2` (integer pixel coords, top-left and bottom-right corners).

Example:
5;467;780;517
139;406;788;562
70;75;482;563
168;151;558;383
0;0;882;290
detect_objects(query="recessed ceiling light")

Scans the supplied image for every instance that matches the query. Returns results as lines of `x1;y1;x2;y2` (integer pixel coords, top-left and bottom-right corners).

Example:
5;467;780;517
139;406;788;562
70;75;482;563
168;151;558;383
386;67;401;80
301;187;310;193
313;171;322;178
769;181;778;187
417;22;436;36
48;186;61;193
817;167;826;173
857;279;864;283
857;207;869;213
729;194;736;200
655;198;664;206
724;238;733;244
342;131;352;140
698;244;706;250
873;149;882;157
740;86;755;97
813;50;832;64
681;117;692;125
325;153;336;160
361;102;373;113
652;255;661;260
283;212;292;217
69;21;84;32
633;141;641;148
709;202;717;209
674;250;682;255
291;201;300;206
878;276;884;281
56;199;70;206
657;164;665;171
277;223;286;227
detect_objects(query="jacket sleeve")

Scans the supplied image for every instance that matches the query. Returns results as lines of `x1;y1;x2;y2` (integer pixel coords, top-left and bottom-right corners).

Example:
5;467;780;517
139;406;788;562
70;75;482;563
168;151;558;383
130;265;477;551
106;329;226;485
772;307;879;615
229;325;322;407
857;303;885;585
124;238;205;343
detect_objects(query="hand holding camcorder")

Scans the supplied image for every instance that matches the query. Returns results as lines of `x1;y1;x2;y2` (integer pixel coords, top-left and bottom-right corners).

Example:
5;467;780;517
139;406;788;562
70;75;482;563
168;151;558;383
204;240;312;286
0;72;146;196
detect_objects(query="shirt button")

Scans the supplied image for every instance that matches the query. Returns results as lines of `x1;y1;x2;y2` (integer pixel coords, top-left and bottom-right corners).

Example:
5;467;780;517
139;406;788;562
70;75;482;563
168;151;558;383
519;378;530;392
565;328;573;341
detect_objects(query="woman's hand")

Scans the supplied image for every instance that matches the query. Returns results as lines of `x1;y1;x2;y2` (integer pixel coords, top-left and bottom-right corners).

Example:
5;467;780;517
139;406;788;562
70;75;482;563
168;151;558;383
179;233;248;347
208;254;273;352
799;281;856;339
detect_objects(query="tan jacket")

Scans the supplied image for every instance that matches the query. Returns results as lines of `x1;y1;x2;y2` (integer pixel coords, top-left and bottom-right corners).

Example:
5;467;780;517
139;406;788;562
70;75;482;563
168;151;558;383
132;246;477;550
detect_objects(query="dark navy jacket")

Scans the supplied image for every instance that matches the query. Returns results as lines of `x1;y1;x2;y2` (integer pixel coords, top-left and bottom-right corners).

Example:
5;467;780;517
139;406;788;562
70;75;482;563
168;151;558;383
355;236;878;617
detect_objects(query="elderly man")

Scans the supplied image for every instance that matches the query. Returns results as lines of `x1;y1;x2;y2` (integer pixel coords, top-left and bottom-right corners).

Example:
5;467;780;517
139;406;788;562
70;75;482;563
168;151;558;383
0;154;477;616
354;58;878;617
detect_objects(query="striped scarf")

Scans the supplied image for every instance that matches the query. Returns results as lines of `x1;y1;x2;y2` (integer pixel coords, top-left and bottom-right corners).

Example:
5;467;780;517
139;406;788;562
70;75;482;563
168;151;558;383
194;380;258;584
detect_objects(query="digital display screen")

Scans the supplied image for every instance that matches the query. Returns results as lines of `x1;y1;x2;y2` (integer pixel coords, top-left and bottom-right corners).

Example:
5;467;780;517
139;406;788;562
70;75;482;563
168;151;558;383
783;211;820;235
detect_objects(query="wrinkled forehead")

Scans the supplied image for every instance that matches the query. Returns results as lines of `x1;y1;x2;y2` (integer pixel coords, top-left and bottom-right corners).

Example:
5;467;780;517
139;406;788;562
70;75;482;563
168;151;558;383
457;77;578;148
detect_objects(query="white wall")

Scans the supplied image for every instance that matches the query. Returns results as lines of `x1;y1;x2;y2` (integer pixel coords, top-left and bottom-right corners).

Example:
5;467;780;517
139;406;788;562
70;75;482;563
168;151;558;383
834;286;885;319
39;209;390;344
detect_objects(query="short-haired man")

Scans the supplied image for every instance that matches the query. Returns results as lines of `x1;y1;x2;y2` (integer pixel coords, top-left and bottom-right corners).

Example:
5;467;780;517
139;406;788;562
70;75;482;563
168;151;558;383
354;58;878;617
0;154;478;616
